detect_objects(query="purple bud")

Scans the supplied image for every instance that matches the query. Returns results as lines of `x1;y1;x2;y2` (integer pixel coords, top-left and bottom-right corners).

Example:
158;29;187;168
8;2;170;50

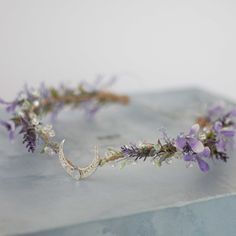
0;97;18;113
0;120;15;140
208;103;224;118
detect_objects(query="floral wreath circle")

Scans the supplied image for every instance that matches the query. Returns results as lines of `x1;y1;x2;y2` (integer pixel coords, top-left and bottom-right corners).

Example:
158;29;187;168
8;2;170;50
1;80;236;180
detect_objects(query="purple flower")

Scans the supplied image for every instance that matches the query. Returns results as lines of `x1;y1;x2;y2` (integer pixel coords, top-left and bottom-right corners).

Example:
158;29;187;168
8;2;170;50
79;100;101;120
213;121;235;153
39;82;50;99
175;124;210;172
207;103;225;120
176;124;205;153
24;84;34;101
51;102;64;122
207;104;236;122
0;120;16;140
85;105;100;118
83;104;101;120
229;109;236;118
0;98;18;113
183;147;211;172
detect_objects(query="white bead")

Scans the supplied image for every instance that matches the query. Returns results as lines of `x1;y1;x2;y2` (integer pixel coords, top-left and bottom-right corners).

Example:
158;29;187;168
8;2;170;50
33;100;40;107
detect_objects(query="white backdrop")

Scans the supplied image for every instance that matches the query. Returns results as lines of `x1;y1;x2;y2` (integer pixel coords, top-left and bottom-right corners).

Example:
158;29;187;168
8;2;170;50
0;0;236;100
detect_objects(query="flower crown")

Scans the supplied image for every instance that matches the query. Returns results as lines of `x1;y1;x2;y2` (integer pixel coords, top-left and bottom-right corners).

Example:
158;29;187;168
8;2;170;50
0;80;236;180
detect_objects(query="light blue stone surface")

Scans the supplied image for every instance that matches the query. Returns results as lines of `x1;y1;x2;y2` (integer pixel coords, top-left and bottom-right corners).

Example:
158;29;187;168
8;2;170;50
0;88;236;236
25;195;236;236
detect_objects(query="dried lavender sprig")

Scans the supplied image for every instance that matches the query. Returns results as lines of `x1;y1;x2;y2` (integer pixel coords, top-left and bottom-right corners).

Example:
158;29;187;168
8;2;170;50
21;124;37;153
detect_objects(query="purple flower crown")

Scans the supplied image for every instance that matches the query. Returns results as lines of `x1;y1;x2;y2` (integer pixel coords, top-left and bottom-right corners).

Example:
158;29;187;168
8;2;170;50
0;81;236;180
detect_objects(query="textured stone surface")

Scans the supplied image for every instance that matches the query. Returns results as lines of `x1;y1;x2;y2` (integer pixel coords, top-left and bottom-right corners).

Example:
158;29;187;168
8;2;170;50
0;88;236;235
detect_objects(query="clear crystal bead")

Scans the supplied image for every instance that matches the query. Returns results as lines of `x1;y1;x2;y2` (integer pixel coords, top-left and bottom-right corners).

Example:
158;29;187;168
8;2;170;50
41;124;55;137
186;162;193;168
21;100;31;110
44;146;55;156
48;130;55;138
42;124;53;132
71;171;81;180
166;159;173;164
199;133;206;140
31;117;39;126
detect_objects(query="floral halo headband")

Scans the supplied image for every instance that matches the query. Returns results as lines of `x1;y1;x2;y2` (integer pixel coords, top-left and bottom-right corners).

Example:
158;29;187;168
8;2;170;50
0;80;236;181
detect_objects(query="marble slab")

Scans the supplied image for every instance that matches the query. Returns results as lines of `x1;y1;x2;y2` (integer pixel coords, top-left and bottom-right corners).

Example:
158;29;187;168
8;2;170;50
0;88;236;236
